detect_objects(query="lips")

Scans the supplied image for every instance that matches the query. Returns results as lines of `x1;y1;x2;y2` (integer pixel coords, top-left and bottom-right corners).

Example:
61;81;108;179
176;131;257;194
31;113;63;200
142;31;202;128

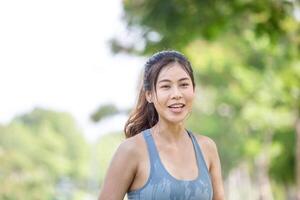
168;103;185;108
168;103;185;113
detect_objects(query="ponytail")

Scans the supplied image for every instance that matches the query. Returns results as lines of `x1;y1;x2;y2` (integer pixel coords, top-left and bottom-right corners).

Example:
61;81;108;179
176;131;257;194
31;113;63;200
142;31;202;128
124;85;158;138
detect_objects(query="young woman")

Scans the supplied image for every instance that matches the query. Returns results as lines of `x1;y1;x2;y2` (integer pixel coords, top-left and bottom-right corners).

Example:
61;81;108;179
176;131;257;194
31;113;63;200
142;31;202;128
98;50;225;200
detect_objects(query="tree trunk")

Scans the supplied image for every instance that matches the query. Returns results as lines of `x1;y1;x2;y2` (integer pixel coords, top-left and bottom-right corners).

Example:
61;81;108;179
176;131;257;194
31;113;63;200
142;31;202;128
225;162;258;200
296;117;300;200
256;131;274;200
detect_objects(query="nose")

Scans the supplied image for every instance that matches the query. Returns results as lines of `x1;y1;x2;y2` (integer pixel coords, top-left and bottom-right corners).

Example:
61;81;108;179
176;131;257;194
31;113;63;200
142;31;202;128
171;86;182;100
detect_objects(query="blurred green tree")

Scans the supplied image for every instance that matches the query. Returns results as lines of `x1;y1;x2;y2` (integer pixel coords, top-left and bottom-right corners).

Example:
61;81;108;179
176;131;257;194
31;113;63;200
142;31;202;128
90;104;120;122
0;108;90;200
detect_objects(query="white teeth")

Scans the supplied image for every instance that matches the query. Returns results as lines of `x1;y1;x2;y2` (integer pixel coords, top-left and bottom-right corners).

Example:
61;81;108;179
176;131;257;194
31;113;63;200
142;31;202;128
169;104;184;108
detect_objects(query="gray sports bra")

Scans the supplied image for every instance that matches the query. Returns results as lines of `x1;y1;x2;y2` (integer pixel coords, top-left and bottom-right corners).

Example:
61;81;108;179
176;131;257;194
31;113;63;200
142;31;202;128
127;128;213;200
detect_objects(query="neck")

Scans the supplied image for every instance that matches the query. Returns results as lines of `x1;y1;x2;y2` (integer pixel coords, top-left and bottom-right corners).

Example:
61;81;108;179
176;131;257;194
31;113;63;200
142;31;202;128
153;119;186;142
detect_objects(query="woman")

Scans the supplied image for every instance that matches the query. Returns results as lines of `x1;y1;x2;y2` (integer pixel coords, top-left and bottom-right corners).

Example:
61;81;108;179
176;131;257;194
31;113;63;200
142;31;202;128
98;50;225;200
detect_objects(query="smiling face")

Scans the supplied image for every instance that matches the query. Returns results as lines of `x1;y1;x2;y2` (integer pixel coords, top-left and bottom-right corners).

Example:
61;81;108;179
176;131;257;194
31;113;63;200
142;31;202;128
146;62;195;124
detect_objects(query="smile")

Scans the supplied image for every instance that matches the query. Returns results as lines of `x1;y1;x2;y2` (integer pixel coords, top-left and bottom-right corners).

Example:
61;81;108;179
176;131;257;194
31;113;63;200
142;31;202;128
168;103;185;108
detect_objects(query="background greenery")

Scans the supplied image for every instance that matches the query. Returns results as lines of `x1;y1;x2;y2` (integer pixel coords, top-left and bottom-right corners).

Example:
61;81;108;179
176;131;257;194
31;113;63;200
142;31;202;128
1;0;299;199
0;108;91;199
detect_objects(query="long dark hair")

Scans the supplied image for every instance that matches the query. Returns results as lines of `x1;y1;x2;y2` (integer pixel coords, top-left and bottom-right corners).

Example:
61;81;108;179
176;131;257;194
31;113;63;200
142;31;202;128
124;50;195;138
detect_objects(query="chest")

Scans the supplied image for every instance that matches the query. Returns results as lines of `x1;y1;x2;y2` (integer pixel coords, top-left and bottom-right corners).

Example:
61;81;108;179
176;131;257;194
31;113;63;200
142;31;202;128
157;143;199;180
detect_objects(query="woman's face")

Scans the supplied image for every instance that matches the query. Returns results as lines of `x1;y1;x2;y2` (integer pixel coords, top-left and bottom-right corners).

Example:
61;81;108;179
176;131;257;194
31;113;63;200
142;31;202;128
147;62;195;124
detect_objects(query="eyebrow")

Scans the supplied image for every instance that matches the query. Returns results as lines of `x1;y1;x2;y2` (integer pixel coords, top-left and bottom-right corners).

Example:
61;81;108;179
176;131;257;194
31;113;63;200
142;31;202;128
158;77;190;84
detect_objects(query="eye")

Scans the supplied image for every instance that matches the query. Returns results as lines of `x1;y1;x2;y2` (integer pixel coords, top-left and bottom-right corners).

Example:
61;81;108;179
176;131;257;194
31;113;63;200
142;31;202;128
160;85;170;89
180;83;189;87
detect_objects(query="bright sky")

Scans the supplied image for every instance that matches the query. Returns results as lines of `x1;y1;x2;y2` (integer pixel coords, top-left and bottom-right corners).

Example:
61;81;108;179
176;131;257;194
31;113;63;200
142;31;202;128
0;0;145;142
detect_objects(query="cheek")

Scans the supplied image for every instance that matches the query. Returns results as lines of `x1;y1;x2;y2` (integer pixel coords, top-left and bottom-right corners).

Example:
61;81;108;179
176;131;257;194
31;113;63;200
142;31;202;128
185;90;195;103
153;92;170;112
185;88;195;97
155;90;169;102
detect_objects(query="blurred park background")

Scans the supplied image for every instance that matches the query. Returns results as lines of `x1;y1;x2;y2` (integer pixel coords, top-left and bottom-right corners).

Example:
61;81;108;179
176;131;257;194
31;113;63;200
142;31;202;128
1;0;300;199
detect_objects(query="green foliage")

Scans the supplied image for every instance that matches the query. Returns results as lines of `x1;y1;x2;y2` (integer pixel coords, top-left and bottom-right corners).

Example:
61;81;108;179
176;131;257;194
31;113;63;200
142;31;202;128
90;104;120;122
0;108;90;200
269;128;295;185
113;0;298;55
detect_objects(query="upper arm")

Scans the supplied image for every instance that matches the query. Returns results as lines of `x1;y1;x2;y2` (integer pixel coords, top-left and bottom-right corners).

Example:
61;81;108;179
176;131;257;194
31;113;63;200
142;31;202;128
98;139;138;200
207;138;225;200
195;135;225;200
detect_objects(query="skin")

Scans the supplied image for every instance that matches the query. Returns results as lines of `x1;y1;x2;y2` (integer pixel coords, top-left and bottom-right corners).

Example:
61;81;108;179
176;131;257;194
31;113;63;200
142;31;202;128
98;63;225;200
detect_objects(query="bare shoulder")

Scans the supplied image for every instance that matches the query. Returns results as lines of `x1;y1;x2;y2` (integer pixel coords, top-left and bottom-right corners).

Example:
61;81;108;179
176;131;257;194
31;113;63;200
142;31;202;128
103;133;147;182
98;133;147;199
193;133;219;171
117;133;146;159
193;134;218;152
193;133;225;199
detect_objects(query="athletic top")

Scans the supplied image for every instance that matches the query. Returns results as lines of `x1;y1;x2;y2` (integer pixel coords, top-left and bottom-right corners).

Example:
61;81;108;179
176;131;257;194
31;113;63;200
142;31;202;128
127;128;213;200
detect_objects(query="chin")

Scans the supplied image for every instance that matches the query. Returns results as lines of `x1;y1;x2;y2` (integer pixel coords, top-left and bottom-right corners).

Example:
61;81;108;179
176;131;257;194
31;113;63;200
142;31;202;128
165;114;188;124
168;119;185;124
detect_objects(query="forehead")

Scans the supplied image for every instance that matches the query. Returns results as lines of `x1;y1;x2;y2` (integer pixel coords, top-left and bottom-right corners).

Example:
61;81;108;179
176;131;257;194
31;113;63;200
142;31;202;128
157;63;190;81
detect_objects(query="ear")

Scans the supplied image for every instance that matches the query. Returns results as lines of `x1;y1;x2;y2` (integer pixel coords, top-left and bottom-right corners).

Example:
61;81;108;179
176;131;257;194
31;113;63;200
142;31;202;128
145;91;152;103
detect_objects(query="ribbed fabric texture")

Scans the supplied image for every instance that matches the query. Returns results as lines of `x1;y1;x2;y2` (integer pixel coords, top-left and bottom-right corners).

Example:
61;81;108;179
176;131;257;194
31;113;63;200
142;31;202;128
127;129;213;200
